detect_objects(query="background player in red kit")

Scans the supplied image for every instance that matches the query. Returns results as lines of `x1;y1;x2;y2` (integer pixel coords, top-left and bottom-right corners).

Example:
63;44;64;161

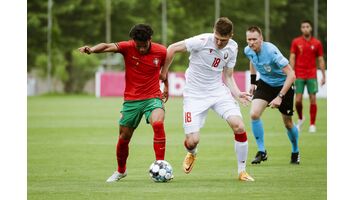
290;20;326;133
78;24;169;182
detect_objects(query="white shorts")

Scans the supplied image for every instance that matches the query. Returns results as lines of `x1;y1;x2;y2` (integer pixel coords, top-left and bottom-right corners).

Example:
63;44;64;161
182;93;242;134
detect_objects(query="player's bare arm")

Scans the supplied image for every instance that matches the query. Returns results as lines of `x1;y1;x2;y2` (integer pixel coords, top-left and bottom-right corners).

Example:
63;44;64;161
249;61;257;95
318;56;326;85
78;43;118;54
289;53;296;69
268;64;296;108
160;41;187;81
162;78;169;103
223;67;251;106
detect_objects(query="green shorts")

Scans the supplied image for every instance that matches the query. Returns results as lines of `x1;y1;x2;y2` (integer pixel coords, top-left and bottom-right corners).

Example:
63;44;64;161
295;78;318;94
119;98;164;128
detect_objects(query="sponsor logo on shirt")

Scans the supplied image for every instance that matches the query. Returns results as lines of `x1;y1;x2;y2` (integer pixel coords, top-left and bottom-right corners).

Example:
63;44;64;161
224;52;228;59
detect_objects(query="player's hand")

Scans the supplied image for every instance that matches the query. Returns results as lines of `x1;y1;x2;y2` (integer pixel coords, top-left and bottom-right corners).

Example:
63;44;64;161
160;72;167;81
162;79;169;103
78;46;92;54
249;84;256;96
268;96;282;108
237;92;252;106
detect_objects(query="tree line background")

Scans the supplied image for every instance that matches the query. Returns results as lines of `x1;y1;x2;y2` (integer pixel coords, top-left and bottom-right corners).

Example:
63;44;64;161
28;0;327;93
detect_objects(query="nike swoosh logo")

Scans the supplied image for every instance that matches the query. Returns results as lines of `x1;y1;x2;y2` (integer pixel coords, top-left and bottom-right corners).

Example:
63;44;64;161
185;165;192;171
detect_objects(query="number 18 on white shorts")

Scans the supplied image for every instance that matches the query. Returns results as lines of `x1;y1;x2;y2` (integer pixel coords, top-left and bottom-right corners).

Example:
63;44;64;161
183;94;242;134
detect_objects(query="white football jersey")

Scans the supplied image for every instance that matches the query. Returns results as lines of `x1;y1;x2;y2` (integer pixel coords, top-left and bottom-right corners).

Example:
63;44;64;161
184;33;238;98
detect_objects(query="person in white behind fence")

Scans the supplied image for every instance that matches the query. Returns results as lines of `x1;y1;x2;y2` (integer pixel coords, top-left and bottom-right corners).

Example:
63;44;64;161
160;17;254;181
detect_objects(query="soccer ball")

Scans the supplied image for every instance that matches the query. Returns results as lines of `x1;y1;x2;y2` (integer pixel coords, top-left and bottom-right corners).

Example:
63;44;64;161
148;160;173;182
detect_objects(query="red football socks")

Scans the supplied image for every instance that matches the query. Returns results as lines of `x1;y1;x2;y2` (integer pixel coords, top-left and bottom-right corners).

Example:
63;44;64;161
234;132;247;142
152;121;166;160
310;103;317;125
116;138;130;173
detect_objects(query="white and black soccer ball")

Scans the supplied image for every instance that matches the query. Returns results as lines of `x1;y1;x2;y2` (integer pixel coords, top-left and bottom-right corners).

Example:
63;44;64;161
148;160;173;182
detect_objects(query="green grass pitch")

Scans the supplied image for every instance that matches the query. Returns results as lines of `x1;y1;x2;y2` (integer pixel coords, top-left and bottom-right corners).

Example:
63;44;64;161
28;96;326;200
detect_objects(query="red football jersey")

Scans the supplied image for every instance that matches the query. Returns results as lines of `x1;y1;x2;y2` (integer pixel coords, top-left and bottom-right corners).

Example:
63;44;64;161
290;36;324;79
115;40;166;101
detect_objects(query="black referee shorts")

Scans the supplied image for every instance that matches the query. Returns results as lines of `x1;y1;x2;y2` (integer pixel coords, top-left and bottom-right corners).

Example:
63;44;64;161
253;79;294;116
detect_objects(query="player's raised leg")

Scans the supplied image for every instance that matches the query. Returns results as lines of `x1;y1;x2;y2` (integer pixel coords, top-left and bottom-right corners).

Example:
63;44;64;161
250;99;268;164
150;107;166;160
282;115;300;164
227;115;254;181
106;126;134;182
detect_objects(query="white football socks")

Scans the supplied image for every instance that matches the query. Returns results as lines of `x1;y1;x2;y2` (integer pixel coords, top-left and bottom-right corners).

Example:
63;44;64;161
235;141;248;174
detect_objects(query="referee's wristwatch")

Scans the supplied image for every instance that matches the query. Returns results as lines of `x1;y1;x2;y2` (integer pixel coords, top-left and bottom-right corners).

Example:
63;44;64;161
278;92;285;99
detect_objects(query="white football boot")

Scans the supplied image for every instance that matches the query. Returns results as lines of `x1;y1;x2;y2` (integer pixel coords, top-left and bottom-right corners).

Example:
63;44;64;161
106;171;127;183
309;125;316;133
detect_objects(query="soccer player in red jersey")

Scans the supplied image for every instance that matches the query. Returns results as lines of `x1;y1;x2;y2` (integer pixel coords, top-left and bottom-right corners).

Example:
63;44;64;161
78;24;169;182
290;20;326;133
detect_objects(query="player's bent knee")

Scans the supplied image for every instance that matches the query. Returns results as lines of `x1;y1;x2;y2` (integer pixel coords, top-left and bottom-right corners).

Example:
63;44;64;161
119;132;132;140
284;121;294;129
231;123;245;133
250;111;261;120
186;135;199;148
185;139;198;150
119;126;134;140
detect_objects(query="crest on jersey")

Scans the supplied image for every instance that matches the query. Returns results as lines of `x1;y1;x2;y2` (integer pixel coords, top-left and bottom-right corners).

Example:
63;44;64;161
263;64;272;73
311;45;315;50
153;58;159;67
210;49;213;53
224;52;228;59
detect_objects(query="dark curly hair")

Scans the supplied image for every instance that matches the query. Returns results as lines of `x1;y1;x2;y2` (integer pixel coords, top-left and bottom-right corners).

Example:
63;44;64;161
300;20;313;28
129;24;154;42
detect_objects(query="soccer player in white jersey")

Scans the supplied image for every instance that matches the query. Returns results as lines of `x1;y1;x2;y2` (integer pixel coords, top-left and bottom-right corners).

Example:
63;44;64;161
160;17;254;181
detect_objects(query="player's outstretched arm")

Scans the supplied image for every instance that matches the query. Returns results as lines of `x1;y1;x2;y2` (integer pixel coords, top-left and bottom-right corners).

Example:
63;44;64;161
78;43;118;54
160;41;187;81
